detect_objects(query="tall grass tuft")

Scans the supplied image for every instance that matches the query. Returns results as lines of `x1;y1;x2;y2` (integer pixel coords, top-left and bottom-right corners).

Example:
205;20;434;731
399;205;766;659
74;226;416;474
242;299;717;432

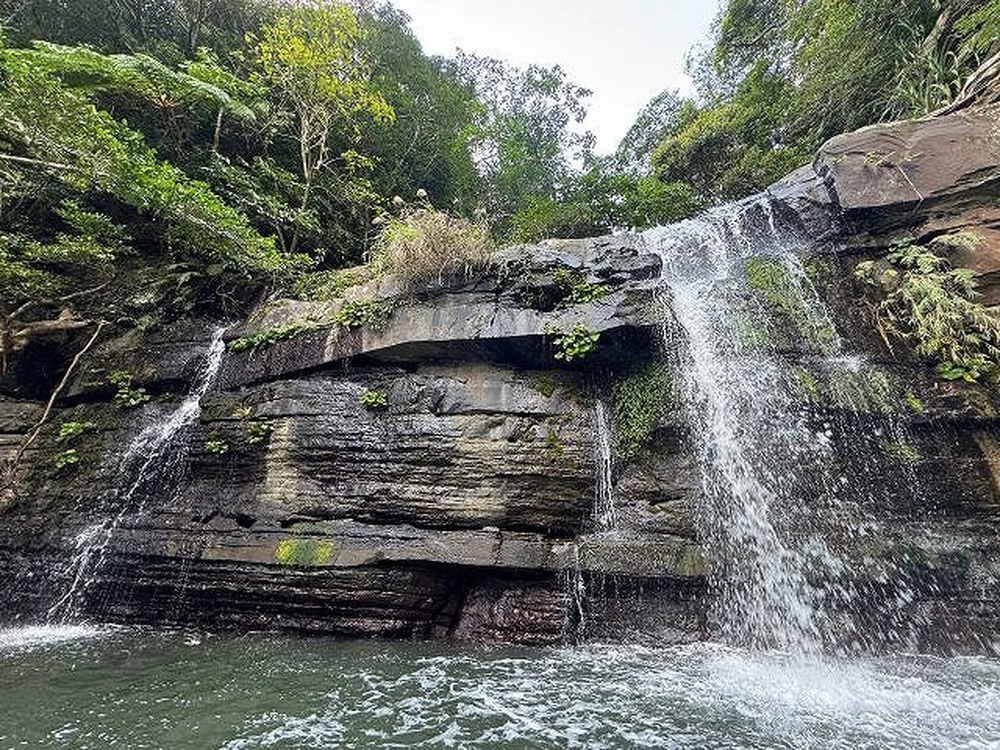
368;195;495;286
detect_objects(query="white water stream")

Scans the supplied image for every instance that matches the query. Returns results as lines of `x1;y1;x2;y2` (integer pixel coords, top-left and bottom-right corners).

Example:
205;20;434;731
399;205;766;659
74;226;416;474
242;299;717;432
645;199;916;653
46;327;228;622
592;400;617;533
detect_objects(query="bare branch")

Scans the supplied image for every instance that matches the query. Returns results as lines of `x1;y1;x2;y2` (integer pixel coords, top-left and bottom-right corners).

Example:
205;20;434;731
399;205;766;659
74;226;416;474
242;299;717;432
1;320;107;498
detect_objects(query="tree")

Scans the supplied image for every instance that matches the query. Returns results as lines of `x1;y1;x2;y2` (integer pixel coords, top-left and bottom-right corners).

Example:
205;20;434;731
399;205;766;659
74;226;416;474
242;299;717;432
251;0;393;254
646;0;998;203
448;52;593;237
1;0;275;59
358;5;481;214
613;89;684;174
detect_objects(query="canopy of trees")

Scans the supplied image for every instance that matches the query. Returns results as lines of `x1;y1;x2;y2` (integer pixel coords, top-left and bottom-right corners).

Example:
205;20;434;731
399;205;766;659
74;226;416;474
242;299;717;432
1;0;997;358
649;0;1000;203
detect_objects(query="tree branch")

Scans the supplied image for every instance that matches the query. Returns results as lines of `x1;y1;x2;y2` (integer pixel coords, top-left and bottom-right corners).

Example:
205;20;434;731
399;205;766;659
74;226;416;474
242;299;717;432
1;320;106;498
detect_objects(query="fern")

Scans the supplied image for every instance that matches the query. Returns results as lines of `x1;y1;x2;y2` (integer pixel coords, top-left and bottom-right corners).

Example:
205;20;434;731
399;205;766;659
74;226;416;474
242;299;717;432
858;240;1000;382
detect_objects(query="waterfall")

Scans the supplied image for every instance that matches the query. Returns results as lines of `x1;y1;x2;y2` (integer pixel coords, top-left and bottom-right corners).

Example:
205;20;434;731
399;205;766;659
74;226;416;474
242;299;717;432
645;199;916;654
593;400;616;533
47;327;228;622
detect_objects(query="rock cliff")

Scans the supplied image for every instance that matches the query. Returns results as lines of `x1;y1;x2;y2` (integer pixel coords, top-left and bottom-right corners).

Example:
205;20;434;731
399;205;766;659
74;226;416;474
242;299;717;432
1;101;999;651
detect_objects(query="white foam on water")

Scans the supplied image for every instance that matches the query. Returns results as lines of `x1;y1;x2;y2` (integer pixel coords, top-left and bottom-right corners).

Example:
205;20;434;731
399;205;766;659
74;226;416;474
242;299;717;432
0;624;110;651
216;642;1000;750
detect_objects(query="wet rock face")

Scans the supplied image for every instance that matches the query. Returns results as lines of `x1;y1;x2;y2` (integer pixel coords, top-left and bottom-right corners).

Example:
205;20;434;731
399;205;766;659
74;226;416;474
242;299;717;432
3;103;1000;650
0;235;707;645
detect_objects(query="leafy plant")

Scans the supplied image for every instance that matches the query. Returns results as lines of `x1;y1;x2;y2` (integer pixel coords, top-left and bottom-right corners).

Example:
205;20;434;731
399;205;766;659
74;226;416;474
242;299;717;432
244;420;272;446
204;436;230;455
335;298;392;331
52;448;79;469
855;239;1000;382
228;322;309;352
553;268;609;305
550;324;600;362
57;421;96;442
359;388;389;410
108;371;151;408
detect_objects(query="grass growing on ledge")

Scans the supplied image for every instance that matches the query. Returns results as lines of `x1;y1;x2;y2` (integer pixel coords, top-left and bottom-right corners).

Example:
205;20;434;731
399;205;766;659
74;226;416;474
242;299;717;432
368;197;494;286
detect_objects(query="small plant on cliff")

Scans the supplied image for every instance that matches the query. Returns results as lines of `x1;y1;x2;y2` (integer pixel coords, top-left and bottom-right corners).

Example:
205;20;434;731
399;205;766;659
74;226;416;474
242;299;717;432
51;420;96;472
244;420;272;446
549;324;600;362
553;268;609;305
855;238;1000;382
359;388;388;410
52;448;79;470
108;371;151;408
613;360;672;460
228;322;309;353
57;421;96;442
204;435;229;455
230;406;273;447
334;297;392;331
368;192;494;286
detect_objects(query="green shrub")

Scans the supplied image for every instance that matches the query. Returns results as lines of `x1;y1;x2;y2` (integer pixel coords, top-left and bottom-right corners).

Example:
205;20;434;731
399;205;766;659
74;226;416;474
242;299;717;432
204;436;229;455
57;421;96;442
334;298;392;331
244;420;272;445
510;197;607;243
368;199;494;286
553;268;609;305
53;448;79;469
550;324;600;362
855;239;1000;382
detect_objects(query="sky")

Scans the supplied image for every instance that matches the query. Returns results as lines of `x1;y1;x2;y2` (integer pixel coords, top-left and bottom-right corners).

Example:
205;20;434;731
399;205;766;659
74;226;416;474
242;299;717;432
389;1;719;155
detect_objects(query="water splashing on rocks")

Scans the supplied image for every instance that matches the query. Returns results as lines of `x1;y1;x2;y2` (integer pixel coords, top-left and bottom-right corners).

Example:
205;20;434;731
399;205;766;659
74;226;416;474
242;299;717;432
47;327;228;622
646;199;924;654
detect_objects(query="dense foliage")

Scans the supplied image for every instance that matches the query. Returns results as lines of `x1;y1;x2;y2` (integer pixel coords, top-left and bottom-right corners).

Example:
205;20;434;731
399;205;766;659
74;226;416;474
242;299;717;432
648;0;1000;203
1;0;997;359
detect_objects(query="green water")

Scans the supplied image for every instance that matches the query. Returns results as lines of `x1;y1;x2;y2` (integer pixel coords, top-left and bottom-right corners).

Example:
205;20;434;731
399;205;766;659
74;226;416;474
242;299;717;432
2;626;999;749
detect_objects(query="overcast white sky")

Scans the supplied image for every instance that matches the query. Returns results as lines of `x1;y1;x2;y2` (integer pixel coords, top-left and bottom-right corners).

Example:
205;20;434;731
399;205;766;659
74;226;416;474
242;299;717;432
389;1;719;155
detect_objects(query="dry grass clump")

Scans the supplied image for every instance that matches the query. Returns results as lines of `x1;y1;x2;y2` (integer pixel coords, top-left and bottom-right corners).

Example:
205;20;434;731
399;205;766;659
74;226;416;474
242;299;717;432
368;197;495;285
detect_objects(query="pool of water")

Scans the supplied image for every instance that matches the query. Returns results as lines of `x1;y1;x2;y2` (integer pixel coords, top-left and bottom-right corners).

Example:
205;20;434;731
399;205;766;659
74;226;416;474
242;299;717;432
1;626;998;749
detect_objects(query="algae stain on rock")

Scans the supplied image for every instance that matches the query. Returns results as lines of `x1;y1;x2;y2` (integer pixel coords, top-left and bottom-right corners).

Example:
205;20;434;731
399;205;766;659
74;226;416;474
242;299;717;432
274;537;335;566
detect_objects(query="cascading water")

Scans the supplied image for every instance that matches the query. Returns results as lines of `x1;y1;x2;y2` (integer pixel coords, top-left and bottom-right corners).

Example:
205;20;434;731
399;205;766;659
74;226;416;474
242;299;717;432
592;400;617;533
47;327;228;622
645;199;919;654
